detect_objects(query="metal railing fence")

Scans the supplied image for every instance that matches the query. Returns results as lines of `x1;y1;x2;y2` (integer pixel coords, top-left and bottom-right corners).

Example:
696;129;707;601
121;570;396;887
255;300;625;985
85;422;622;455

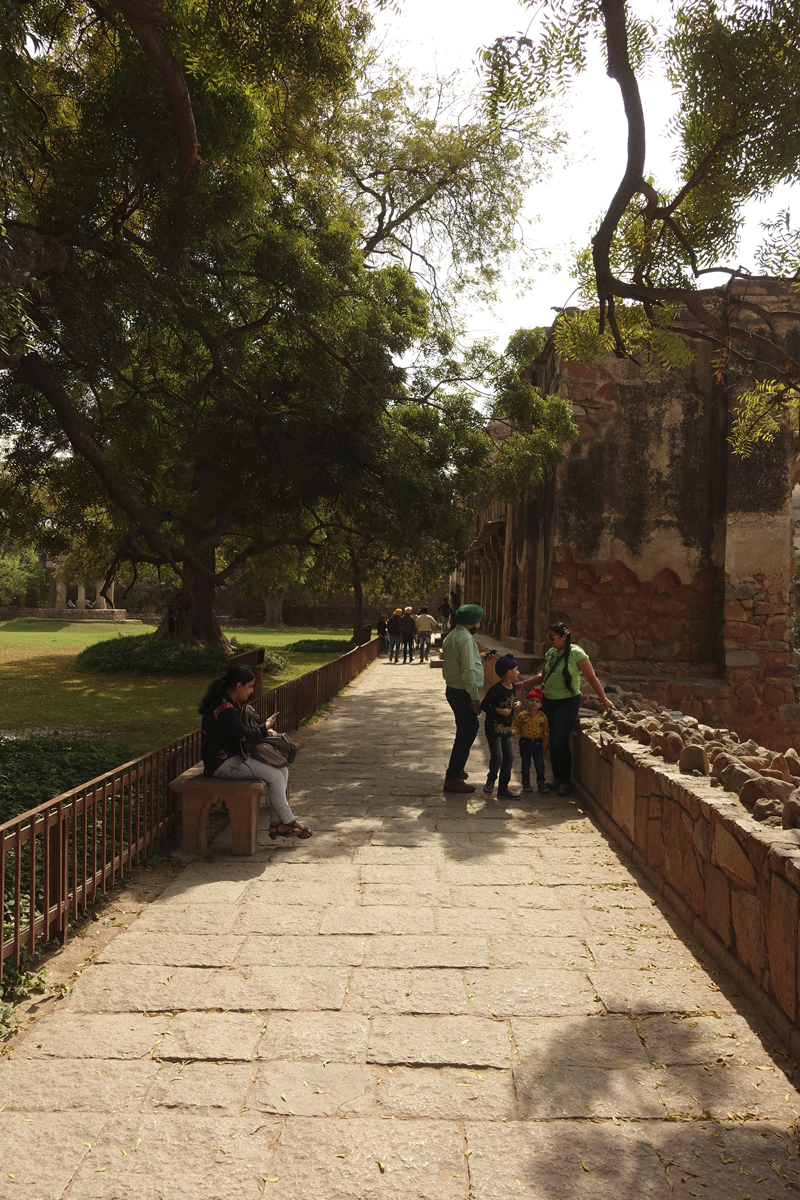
0;636;379;976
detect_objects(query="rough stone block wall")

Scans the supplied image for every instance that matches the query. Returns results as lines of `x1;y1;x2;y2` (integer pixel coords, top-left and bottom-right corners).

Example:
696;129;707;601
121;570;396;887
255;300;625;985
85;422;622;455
549;544;721;672
722;571;799;746
575;717;800;1052
549;545;800;747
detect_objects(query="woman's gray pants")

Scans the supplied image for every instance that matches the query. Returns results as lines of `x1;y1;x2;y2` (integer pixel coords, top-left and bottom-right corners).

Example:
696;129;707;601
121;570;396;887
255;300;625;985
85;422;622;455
213;756;293;824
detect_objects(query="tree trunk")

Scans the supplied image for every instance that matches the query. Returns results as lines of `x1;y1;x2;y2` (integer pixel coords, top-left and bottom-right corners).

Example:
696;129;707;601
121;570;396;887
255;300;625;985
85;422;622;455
262;591;285;626
348;542;364;644
152;553;233;651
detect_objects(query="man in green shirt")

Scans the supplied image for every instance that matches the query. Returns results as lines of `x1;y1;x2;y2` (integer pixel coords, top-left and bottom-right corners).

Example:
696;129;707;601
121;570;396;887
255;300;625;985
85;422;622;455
442;604;497;793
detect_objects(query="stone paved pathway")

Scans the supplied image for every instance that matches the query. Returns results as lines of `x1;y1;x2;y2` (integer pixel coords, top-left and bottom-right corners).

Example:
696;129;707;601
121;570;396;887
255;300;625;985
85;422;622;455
3;658;800;1199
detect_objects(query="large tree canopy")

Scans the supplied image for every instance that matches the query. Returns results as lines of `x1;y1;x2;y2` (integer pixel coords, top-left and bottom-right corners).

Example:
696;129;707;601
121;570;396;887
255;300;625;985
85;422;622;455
483;0;800;450
0;0;574;645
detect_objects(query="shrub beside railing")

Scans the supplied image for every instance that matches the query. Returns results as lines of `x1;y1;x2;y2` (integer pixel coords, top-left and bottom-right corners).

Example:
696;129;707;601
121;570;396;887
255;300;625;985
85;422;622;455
0;636;379;977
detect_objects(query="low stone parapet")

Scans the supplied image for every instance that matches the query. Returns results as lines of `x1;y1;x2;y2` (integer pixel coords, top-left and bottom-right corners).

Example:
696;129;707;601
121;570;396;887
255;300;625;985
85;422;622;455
35;608;127;621
574;711;800;1055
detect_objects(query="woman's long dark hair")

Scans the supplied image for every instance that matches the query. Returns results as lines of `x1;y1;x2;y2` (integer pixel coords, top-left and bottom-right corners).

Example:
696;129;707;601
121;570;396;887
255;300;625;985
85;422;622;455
198;665;256;715
548;622;576;695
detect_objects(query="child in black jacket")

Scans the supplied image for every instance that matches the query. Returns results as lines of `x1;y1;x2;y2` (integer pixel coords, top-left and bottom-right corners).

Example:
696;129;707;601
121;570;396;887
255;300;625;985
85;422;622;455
481;654;521;798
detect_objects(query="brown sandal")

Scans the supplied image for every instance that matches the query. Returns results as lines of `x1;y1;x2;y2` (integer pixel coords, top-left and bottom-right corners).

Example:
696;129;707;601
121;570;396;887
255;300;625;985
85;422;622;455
269;821;312;840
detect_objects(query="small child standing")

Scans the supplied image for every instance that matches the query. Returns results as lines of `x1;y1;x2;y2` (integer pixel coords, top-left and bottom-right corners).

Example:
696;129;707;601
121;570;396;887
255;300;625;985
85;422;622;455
481;654;522;798
512;687;550;793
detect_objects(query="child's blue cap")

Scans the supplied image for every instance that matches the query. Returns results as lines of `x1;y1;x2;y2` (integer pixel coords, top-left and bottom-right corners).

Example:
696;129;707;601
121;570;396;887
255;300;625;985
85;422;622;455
495;654;517;677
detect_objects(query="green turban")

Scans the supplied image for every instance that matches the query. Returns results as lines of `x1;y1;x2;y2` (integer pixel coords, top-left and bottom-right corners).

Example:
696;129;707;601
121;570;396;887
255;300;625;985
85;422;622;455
455;603;484;624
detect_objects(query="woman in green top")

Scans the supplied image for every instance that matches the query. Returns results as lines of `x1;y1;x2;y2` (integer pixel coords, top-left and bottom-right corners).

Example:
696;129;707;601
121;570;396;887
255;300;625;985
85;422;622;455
524;622;615;795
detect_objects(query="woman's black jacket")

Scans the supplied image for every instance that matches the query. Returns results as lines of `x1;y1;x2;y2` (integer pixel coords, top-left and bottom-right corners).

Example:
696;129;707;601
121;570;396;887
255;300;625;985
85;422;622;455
201;698;266;776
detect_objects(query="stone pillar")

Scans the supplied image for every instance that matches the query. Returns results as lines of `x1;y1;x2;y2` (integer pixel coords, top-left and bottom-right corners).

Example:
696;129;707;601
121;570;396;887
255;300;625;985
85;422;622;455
494;550;503;636
77;584;86;608
55;580;66;607
483;545;497;633
95;581;107;609
485;552;495;631
721;425;800;747
501;504;518;643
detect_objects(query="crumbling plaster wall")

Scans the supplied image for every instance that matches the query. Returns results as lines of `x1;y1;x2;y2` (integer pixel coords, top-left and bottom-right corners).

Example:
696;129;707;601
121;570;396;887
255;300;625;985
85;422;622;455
457;284;800;745
553;344;727;587
525;303;799;746
459;289;800;746
547;343;728;675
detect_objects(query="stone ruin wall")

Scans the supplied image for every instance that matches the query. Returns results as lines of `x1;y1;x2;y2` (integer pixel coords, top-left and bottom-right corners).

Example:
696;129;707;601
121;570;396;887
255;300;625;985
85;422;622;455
573;694;800;1055
456;284;800;747
496;282;800;751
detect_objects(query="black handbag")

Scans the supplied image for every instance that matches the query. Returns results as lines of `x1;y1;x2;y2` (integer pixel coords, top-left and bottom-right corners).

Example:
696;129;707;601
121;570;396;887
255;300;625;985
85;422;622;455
242;704;297;765
251;731;297;766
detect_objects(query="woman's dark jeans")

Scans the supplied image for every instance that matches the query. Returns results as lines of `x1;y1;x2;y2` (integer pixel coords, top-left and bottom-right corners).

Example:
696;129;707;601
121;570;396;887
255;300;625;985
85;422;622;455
485;731;514;791
445;687;479;779
541;695;581;785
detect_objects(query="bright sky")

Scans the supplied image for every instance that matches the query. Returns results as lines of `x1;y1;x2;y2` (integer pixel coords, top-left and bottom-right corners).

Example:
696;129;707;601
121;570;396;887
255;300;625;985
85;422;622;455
373;0;796;351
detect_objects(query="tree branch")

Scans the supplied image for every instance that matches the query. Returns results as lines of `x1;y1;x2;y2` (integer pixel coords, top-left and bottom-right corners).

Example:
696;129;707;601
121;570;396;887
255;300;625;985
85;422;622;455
17;351;217;581
361;163;466;258
592;0;647;341
109;0;197;180
83;151;157;248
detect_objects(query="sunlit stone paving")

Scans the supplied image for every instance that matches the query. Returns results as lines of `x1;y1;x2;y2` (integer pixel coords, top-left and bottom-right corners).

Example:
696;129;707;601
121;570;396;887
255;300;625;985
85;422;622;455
2;658;800;1199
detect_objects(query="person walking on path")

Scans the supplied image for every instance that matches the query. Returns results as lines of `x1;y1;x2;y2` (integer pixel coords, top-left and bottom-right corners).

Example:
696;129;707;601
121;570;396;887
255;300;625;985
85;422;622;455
441;603;497;793
522;621;615;796
399;606;417;664
481;654;522;798
513;687;550;793
387;608;402;662
415;606;438;662
377;614;389;656
437;599;452;636
199;664;312;839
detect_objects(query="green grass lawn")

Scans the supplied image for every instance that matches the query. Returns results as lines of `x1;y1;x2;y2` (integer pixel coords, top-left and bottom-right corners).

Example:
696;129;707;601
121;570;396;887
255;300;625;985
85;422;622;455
0;621;355;754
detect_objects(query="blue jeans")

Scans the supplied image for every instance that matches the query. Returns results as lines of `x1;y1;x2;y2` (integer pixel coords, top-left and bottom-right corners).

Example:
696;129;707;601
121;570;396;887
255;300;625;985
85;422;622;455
389;635;401;661
541;695;581;785
519;737;546;783
445;687;479;780
381;633;390;655
418;632;431;660
485;731;514;791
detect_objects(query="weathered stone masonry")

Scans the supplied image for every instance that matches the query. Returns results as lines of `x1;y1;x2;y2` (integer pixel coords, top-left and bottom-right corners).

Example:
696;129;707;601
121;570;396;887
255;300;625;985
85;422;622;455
455;282;800;749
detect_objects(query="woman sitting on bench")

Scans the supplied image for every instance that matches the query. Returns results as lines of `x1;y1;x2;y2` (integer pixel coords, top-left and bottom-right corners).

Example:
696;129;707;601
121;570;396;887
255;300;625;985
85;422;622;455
199;665;312;840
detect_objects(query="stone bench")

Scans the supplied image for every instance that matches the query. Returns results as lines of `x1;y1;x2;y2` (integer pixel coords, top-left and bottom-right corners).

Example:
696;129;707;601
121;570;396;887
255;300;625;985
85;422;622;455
169;764;262;856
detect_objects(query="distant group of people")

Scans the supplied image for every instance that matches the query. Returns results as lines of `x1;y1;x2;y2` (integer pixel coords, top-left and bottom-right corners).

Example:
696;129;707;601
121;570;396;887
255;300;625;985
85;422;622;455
441;604;615;797
377;605;443;664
